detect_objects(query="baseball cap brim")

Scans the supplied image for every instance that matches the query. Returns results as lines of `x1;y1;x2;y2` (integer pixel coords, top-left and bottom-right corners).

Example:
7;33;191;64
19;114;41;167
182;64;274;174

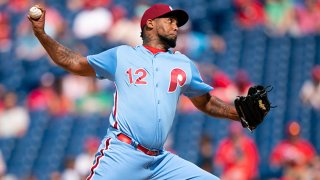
158;9;189;27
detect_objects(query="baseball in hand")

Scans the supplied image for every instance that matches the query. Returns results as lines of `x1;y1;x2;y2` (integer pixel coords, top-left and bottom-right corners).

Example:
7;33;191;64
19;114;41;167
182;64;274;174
29;6;42;20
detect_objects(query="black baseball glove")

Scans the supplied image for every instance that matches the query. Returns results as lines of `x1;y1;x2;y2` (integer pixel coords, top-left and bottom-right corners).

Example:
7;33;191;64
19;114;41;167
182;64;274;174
234;85;274;132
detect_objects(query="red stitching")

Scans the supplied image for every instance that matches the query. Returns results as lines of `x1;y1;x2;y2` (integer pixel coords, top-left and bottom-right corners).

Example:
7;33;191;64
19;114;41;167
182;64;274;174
87;138;111;180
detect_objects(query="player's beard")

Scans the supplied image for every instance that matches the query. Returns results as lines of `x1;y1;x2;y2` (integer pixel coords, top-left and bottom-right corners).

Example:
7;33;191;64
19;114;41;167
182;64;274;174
159;34;177;48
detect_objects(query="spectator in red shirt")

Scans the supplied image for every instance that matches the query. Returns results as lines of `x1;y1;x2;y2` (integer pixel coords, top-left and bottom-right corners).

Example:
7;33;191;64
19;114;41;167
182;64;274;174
0;12;12;53
27;73;74;116
210;71;238;104
234;69;253;97
300;65;320;110
270;121;316;180
214;122;260;180
294;0;320;35
234;0;266;29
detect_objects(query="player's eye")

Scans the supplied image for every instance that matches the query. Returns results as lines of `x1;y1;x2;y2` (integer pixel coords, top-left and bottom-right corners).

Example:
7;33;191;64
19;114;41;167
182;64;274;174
167;18;177;25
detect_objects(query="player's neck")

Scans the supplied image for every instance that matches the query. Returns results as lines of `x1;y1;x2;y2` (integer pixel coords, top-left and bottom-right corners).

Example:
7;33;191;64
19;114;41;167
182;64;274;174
143;45;167;54
142;32;171;51
142;35;170;51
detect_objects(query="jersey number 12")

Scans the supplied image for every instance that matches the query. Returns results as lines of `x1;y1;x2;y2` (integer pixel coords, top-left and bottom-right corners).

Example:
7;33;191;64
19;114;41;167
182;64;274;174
126;68;147;85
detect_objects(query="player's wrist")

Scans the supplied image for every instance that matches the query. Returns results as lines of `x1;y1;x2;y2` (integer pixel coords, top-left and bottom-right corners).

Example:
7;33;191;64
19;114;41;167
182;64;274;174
33;28;47;37
34;31;45;38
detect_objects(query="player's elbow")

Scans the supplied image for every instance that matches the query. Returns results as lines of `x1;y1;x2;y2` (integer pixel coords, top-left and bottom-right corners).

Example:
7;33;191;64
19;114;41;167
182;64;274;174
59;58;96;77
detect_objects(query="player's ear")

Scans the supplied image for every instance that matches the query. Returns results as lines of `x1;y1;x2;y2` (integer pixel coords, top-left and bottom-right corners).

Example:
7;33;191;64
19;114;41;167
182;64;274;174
145;19;154;29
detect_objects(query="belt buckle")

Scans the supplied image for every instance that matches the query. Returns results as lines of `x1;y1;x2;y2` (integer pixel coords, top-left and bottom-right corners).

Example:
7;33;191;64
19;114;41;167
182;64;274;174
131;140;139;149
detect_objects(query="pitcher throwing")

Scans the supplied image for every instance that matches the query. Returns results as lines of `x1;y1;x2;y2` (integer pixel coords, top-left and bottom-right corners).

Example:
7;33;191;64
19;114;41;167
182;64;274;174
28;3;252;179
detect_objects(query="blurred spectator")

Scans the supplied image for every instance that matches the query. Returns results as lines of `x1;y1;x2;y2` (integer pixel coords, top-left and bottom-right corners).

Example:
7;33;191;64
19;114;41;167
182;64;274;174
264;0;296;36
106;5;129;43
62;74;92;102
270;121;316;180
27;73;74;116
197;135;214;173
294;0;320;35
2;174;18;180
50;171;62;180
310;156;320;179
300;65;320;110
27;72;56;111
5;0;30;28
210;35;226;54
234;69;253;97
40;3;66;39
107;1;150;47
14;18;46;61
0;150;6;177
175;22;226;60
66;0;85;12
0;0;7;6
210;71;238;104
6;0;29;14
234;0;266;29
0;92;29;138
0;12;12;53
0;84;6;113
61;157;81;180
25;174;37;180
75;136;100;178
72;0;113;39
214;122;259;180
106;5;143;46
47;76;74;117
75;78;113;115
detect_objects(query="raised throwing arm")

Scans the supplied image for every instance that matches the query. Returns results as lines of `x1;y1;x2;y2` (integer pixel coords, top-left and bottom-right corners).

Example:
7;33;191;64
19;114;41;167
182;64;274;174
190;93;239;121
28;6;95;77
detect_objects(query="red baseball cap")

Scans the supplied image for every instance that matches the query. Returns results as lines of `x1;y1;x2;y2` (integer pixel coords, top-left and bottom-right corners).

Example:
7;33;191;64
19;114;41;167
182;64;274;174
140;4;189;29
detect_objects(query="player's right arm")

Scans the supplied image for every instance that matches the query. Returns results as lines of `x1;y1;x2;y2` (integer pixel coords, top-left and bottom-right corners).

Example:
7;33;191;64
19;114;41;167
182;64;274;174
28;6;95;77
190;93;239;121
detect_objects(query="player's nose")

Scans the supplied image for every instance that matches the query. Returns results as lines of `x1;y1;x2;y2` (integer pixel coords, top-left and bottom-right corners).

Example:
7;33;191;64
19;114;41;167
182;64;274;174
172;23;178;31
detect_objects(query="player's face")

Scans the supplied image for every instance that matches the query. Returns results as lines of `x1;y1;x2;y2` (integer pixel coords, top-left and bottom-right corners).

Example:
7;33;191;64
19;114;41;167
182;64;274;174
154;17;178;48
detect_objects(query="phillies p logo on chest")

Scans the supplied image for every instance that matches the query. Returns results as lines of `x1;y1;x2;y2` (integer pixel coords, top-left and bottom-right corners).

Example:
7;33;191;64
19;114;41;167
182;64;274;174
168;68;187;92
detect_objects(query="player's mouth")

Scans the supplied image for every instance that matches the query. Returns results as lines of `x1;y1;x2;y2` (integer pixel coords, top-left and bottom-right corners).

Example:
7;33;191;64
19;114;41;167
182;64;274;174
169;34;177;39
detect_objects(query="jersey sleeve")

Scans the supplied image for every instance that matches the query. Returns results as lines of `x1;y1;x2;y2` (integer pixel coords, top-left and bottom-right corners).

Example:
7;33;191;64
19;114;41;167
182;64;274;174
87;46;118;81
183;61;213;97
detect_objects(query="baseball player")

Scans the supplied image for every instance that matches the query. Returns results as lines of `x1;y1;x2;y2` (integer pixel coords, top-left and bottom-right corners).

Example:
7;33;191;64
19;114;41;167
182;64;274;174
29;4;240;179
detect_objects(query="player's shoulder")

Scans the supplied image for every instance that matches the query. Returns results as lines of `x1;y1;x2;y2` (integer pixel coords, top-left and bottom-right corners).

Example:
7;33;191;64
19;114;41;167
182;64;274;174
171;50;192;62
116;45;135;51
101;45;137;56
117;45;151;54
96;45;129;54
172;50;186;57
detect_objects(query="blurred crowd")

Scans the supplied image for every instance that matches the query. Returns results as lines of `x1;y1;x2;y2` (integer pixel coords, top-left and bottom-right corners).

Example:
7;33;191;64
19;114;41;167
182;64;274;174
0;0;320;179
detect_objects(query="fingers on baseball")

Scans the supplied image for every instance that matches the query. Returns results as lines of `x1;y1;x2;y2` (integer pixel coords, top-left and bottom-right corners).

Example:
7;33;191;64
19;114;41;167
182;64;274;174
27;15;35;22
34;5;46;13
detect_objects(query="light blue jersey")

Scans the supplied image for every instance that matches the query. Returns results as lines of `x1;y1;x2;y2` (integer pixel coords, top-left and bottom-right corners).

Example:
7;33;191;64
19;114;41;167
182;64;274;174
87;45;213;149
86;45;219;180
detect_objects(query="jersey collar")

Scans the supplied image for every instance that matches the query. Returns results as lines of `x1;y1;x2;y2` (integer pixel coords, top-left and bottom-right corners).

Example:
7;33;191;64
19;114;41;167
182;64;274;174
139;45;174;55
143;45;167;54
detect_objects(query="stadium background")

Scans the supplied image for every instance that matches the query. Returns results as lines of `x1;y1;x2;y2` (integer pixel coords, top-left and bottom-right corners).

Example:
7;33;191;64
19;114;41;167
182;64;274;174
0;0;320;179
